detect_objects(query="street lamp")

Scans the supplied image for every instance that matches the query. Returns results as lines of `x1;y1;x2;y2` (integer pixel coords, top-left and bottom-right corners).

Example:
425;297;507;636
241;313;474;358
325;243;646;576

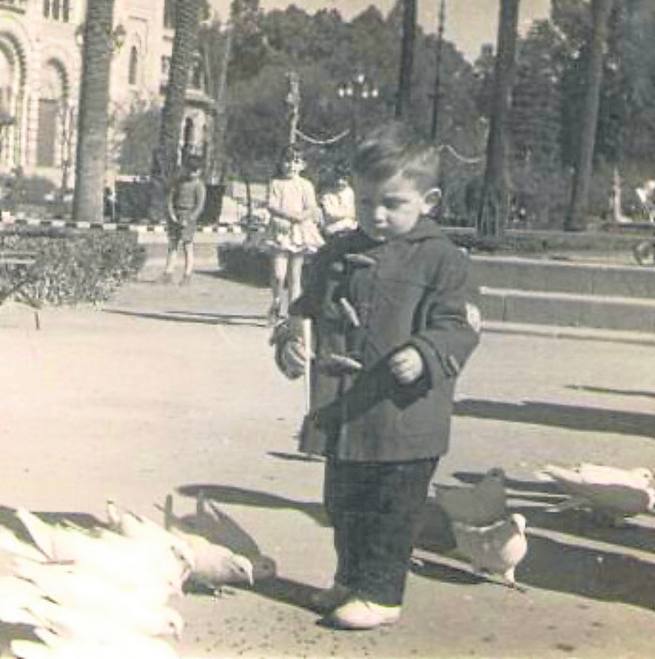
336;72;379;145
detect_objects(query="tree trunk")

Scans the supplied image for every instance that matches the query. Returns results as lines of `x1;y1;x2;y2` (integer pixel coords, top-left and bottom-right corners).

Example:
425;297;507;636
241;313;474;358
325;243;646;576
207;21;233;183
150;0;202;221
476;0;520;237
395;0;416;119
72;0;115;223
565;0;615;232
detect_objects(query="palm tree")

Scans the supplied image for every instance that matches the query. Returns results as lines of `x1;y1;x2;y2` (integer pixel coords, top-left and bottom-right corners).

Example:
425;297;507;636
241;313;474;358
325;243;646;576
72;0;116;222
565;0;615;231
395;0;416;118
476;0;520;238
150;0;203;220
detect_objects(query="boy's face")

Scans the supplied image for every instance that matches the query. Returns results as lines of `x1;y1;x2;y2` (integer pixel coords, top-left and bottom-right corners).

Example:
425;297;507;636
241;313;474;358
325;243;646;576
354;172;424;241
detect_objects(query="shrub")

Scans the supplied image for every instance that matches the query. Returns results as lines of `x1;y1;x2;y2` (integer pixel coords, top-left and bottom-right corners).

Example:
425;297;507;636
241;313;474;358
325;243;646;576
0;229;146;306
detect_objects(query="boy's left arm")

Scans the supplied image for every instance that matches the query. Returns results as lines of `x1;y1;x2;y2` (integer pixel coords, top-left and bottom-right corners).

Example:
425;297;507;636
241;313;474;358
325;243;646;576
401;249;481;386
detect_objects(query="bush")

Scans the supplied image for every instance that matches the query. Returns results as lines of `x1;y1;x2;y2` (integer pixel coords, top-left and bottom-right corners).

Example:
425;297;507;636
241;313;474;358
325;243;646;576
0;229;146;306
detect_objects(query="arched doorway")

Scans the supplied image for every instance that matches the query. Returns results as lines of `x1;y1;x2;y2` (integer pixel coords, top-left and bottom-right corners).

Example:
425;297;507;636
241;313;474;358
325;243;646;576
0;34;26;171
37;60;68;167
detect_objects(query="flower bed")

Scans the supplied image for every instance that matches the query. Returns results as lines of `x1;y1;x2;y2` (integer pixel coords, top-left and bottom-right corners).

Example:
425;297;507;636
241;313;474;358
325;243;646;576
0;228;146;306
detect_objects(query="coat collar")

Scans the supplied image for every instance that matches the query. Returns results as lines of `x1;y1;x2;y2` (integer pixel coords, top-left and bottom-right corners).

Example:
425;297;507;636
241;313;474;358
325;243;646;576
352;217;444;247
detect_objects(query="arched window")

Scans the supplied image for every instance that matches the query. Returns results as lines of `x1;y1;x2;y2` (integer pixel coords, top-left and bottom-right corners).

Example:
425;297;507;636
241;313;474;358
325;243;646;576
62;0;70;22
128;47;139;86
183;117;195;147
43;0;50;18
190;59;203;90
52;0;60;20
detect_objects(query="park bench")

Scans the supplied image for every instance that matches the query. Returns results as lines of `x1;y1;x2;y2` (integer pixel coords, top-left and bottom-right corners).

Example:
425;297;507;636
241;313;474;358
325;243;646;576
0;250;42;328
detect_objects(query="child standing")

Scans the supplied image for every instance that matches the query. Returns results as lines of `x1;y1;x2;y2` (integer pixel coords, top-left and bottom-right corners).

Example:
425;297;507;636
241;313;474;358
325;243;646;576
162;156;207;285
265;146;324;324
272;122;481;630
319;164;357;239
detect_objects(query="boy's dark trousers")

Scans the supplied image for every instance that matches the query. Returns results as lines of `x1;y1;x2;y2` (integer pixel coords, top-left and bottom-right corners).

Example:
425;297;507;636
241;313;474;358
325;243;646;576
324;457;438;607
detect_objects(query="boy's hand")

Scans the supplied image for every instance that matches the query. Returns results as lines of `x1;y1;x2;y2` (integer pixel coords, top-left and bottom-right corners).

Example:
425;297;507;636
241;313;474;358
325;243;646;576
389;347;424;384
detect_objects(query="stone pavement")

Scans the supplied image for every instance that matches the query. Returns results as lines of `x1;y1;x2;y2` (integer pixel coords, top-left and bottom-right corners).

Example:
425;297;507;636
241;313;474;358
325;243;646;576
1;256;655;658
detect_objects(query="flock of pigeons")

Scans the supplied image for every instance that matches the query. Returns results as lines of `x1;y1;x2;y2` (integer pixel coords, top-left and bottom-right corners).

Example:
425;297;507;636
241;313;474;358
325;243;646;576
432;462;655;590
0;494;271;658
0;464;652;655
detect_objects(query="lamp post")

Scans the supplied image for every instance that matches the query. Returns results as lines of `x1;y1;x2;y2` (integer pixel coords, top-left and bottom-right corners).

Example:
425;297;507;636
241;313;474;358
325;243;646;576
337;72;379;147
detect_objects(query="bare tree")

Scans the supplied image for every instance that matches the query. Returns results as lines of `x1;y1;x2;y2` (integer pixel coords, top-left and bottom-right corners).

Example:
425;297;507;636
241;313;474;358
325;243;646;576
476;0;520;238
72;0;115;222
565;0;615;231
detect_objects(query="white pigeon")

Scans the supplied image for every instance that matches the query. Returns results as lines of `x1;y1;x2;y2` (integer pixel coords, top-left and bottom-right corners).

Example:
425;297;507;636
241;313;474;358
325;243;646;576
18;595;183;643
452;513;528;589
536;463;655;524
13;557;174;609
168;524;254;591
11;626;180;659
0;575;44;626
0;527;48;563
105;499;196;573
15;509;188;595
433;467;508;525
160;496;253;591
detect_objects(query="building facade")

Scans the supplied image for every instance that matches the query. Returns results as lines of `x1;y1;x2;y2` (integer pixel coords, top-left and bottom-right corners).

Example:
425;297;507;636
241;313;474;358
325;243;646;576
0;0;212;182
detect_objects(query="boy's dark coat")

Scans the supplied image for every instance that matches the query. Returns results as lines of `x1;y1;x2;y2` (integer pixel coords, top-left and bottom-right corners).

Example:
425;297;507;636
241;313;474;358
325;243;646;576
289;218;480;462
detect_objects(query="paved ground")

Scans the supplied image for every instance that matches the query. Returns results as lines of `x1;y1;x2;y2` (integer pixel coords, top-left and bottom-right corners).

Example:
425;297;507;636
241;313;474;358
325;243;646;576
1;254;655;658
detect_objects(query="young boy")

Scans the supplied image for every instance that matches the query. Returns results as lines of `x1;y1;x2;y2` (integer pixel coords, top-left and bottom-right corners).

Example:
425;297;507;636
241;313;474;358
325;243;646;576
272;122;481;630
162;156;207;285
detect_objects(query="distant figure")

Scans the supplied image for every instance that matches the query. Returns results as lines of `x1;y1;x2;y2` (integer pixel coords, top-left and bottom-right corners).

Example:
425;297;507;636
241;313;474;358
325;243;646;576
161;156;207;286
635;179;655;222
319;164;357;239
103;185;118;222
264;145;323;325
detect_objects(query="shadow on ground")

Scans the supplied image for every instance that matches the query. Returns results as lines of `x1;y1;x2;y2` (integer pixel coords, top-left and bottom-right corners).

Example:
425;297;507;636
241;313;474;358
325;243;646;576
104;308;267;328
567;384;655;399
454;398;655;438
179;478;655;613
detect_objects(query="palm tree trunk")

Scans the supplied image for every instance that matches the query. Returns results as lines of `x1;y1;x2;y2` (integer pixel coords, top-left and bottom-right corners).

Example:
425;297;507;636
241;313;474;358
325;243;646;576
150;0;202;220
565;0;615;231
476;0;520;238
72;0;115;222
395;0;416;119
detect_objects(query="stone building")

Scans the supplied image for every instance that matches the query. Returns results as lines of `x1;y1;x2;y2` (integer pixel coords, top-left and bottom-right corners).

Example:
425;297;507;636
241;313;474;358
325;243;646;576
0;0;213;183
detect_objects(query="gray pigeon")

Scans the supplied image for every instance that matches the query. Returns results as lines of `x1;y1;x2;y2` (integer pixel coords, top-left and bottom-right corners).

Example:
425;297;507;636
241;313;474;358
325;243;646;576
452;513;528;589
433;467;507;526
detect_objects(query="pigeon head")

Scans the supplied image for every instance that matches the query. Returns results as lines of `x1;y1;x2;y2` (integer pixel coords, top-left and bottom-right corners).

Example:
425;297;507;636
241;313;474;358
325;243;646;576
231;554;254;585
509;513;527;534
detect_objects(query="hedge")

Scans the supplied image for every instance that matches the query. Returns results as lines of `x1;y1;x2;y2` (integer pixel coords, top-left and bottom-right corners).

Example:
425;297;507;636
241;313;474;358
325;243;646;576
0;229;146;306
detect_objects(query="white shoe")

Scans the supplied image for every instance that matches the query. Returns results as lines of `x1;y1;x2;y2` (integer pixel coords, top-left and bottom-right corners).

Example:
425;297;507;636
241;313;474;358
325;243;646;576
310;583;351;612
327;597;401;630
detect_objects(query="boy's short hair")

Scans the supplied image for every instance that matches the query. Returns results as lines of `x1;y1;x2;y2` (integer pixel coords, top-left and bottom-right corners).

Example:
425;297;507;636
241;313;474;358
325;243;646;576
353;121;440;193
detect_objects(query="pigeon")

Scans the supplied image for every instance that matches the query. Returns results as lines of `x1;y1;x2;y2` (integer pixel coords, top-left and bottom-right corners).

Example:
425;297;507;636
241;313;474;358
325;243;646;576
105;499;196;573
161;495;254;592
0;527;48;563
15;509;188;595
17;595;183;641
452;513;528;589
11;626;180;659
165;493;277;581
433;467;507;526
536;463;655;525
13;557;174;609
